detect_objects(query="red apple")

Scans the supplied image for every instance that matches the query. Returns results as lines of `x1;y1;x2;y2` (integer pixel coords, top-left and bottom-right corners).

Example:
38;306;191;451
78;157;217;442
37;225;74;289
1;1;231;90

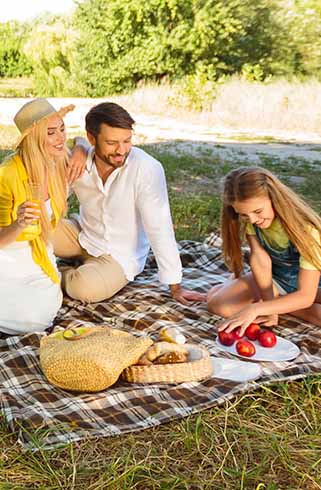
236;339;256;357
258;329;277;348
245;323;261;341
233;327;244;340
218;330;235;346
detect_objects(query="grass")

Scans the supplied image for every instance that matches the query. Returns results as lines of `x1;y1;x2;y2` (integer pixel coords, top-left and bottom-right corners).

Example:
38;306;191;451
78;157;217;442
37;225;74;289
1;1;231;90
1;125;321;489
0;77;34;98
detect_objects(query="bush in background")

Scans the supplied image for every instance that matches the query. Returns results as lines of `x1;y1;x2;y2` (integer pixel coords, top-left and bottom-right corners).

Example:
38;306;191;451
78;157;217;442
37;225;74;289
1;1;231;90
0;21;32;78
23;16;82;96
72;0;281;96
0;0;320;101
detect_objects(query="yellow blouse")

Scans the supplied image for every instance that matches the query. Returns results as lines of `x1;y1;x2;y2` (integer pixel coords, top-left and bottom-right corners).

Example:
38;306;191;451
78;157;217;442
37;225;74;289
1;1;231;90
0;154;61;283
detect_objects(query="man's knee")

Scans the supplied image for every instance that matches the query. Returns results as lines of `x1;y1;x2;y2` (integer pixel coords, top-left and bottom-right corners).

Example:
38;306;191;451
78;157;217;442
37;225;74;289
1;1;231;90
53;218;82;258
62;267;125;303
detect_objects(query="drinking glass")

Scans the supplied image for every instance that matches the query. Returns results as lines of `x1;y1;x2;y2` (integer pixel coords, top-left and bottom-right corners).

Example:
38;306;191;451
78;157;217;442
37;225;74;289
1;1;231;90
27;182;41;225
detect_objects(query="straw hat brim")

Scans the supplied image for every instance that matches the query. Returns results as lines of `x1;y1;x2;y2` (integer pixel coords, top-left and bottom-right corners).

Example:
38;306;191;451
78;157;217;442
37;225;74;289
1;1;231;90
15;104;75;148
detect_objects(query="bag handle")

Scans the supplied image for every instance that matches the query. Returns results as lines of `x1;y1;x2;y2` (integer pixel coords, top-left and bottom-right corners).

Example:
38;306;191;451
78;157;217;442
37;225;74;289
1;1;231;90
63;327;96;341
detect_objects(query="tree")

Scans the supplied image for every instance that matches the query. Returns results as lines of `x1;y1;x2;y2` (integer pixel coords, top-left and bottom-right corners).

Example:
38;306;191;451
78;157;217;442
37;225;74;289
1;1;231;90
0;21;32;77
23;17;79;96
72;0;283;96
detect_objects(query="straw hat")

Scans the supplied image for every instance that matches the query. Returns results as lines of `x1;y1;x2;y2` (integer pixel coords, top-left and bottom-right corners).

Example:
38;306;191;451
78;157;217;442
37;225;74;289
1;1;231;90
14;98;75;147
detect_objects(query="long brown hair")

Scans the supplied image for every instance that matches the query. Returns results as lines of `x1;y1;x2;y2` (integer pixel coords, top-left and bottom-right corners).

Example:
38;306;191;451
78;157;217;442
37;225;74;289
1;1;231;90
221;166;321;276
18;116;68;243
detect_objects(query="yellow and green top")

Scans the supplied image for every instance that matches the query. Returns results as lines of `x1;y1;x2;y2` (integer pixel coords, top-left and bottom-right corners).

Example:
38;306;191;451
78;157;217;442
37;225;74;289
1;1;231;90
246;218;321;271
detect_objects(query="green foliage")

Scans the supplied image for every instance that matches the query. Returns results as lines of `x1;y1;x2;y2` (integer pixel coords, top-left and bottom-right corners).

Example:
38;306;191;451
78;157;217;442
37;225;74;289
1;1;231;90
2;0;321;99
171;68;220;111
169;193;221;240
23;17;81;96
269;0;321;77
0;21;32;77
72;0;282;97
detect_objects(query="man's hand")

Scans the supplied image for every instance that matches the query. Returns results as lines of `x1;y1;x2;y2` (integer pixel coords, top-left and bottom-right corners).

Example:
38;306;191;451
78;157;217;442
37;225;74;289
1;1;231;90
170;284;207;305
67;137;90;184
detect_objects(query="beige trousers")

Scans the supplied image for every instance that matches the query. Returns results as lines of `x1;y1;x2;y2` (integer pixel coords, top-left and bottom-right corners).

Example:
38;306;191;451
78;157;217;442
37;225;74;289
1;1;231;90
52;219;128;303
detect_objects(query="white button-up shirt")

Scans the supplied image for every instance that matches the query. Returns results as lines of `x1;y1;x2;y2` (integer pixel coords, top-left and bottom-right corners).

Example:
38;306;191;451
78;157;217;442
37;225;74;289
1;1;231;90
72;146;182;284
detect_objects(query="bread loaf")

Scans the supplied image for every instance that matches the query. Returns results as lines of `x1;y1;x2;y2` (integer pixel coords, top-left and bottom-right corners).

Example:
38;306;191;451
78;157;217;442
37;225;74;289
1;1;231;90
145;341;188;362
153;351;188;364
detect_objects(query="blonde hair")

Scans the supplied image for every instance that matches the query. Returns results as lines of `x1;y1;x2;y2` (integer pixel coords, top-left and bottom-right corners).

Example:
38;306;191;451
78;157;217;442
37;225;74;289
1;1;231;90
221;167;321;276
18;116;68;243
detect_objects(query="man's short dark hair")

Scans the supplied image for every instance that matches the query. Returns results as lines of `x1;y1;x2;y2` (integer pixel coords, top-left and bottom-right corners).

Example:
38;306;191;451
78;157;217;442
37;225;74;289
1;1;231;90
85;102;135;137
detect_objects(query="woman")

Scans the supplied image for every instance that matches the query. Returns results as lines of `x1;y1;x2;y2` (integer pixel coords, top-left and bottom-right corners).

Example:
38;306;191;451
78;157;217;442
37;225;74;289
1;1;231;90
0;98;75;334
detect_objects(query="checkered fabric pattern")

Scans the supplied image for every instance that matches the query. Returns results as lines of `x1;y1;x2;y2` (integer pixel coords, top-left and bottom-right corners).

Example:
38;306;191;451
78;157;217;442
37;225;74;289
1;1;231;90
1;240;321;450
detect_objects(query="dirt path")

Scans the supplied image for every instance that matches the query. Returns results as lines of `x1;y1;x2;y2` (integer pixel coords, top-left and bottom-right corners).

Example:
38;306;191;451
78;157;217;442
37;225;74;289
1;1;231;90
1;97;321;164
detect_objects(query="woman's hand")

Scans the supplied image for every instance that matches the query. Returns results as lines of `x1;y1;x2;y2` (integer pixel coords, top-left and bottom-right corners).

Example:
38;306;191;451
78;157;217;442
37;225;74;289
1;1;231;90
16;201;41;228
67;142;88;184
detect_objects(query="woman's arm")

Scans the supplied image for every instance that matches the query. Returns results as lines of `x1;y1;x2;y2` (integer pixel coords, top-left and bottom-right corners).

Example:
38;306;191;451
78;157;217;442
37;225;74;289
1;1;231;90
0;201;40;248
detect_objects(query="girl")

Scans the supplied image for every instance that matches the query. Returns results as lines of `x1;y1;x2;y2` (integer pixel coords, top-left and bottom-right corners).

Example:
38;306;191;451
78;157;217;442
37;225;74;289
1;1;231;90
207;166;321;334
0;98;76;334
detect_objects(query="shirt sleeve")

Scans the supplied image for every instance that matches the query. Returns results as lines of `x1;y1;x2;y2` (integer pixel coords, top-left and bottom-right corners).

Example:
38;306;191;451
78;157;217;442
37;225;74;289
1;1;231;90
136;159;182;285
245;222;255;235
300;226;321;270
0;167;14;227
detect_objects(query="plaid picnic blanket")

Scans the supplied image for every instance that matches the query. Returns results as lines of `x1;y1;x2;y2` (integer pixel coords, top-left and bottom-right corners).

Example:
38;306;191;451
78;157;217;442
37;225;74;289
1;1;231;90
1;239;321;450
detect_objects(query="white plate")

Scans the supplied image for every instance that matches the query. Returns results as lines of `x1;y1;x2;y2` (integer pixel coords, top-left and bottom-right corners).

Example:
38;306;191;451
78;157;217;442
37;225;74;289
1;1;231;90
215;335;300;362
211;357;263;382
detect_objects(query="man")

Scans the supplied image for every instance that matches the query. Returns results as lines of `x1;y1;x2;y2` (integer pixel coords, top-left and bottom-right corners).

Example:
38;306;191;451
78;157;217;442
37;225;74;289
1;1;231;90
53;102;204;304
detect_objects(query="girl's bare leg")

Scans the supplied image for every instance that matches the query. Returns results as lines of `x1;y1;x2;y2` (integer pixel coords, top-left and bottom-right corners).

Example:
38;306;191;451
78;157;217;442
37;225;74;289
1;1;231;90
207;272;262;317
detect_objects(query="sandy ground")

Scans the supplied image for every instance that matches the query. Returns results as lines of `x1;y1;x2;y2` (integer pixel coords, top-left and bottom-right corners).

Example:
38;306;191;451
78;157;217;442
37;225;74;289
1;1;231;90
1;97;321;164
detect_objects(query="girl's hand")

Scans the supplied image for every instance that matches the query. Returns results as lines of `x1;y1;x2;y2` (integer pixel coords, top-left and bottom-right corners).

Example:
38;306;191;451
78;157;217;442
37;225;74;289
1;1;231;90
218;304;257;336
16;201;41;228
257;313;278;327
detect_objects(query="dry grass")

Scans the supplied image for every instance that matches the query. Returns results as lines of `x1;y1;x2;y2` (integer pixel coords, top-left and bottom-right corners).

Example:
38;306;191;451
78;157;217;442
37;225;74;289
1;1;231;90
110;77;321;137
208;77;321;135
1;76;321;138
1;380;321;489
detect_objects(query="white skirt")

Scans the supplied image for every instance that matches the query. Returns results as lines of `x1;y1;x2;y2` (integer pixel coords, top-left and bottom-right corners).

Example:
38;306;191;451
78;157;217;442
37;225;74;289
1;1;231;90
0;241;62;335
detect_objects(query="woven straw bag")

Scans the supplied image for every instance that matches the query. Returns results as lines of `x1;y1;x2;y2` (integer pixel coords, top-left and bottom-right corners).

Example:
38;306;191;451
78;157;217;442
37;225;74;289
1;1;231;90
40;326;153;392
122;344;212;384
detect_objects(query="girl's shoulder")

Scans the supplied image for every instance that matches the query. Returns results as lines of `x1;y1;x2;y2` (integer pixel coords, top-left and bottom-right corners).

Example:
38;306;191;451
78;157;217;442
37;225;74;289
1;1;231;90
306;224;321;243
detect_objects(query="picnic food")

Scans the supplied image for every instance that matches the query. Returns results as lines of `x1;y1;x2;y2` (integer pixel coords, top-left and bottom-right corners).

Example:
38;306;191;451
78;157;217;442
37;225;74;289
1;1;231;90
245;323;261;341
236;339;256;357
154;351;188;364
122;344;213;383
233;327;244;340
160;326;186;345
218;330;235;346
143;341;188;362
258;329;277;348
